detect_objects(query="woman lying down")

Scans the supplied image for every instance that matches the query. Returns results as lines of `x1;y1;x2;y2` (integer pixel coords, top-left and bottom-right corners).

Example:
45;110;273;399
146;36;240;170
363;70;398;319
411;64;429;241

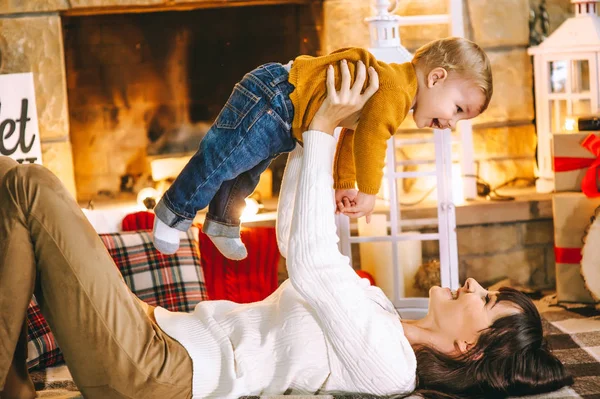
0;62;571;399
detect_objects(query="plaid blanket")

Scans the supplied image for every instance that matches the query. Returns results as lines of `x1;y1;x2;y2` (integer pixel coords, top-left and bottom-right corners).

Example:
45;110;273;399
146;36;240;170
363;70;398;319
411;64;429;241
33;297;600;398
528;297;600;399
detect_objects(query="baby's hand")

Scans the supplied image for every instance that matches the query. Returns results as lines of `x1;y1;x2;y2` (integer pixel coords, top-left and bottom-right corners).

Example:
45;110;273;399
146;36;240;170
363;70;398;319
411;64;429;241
341;192;376;223
335;188;358;214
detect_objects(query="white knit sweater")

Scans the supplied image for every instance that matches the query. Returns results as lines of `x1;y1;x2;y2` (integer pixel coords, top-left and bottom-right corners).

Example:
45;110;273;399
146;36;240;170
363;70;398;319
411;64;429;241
155;131;417;398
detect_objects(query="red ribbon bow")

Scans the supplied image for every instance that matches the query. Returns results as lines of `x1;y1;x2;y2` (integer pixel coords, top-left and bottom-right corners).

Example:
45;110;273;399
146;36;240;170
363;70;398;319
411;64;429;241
554;134;600;197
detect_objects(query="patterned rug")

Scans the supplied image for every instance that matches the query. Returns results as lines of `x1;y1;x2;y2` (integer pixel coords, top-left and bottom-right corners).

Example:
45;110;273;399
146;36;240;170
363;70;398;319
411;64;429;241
32;296;600;398
531;296;600;398
30;365;80;398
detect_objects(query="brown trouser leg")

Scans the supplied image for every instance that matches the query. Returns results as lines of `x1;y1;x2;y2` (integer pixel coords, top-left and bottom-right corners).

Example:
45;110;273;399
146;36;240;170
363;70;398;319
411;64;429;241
0;322;34;399
0;157;193;399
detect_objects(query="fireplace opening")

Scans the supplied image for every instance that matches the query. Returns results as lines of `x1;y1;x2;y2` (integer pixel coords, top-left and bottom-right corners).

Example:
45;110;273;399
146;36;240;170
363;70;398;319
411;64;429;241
63;4;321;202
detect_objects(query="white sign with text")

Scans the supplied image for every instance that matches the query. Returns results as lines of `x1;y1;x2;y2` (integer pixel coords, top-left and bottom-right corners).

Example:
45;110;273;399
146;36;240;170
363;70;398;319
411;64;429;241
0;73;42;164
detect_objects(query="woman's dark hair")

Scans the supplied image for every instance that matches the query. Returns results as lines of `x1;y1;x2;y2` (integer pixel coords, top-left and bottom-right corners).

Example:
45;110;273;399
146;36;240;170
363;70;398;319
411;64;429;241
407;287;573;399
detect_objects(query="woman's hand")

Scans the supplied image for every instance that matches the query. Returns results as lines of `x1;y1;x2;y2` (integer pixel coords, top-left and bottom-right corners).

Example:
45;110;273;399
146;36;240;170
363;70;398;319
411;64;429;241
309;59;379;134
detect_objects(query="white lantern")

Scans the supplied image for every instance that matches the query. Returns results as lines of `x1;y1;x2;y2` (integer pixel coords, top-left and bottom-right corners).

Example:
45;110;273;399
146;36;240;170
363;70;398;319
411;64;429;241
365;0;412;63
529;0;600;193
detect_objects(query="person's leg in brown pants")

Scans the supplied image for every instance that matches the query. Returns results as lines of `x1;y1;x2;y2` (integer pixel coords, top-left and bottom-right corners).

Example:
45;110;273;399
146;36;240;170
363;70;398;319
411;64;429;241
0;157;34;399
0;322;35;399
0;157;193;399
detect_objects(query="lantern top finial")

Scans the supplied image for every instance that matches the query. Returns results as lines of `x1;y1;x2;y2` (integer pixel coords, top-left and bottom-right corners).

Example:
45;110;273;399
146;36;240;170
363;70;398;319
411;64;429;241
366;0;412;63
365;0;401;48
371;0;394;17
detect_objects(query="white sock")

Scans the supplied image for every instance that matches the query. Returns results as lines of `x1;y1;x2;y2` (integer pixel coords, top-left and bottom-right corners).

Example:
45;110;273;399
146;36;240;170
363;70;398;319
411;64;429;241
208;235;248;260
152;217;181;255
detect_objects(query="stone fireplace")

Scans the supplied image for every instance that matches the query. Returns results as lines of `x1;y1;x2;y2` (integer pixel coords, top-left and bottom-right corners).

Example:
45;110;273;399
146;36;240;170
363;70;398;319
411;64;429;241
62;5;320;200
0;0;324;201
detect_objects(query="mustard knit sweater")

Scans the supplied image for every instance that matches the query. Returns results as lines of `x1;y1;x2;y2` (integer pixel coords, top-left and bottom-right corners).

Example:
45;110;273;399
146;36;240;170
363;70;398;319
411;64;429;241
288;47;418;195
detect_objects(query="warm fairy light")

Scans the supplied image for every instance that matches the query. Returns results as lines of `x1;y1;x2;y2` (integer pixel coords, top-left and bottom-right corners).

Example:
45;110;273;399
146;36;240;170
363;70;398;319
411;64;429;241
137;187;160;209
241;198;261;221
564;116;579;132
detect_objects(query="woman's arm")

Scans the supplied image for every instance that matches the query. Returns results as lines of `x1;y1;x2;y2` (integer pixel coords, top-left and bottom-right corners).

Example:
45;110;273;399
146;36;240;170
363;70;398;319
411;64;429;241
287;63;415;394
288;130;414;394
276;144;303;258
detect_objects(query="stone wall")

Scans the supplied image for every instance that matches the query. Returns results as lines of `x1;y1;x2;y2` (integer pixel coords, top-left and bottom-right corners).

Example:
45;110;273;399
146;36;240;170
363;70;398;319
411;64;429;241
0;14;76;195
418;194;555;291
422;218;555;290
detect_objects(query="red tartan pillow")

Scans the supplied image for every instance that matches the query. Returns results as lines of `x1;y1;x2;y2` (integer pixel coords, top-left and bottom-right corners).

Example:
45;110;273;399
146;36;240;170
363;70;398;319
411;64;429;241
26;228;207;370
26;297;63;369
100;228;208;312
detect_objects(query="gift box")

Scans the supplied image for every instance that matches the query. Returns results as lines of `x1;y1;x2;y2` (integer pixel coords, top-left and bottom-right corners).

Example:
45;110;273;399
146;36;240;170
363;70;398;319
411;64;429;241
553;192;600;303
553;133;600;195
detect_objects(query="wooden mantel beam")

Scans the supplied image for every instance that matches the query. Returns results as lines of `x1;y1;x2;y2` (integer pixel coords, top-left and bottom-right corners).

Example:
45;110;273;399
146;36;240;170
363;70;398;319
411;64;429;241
61;0;320;17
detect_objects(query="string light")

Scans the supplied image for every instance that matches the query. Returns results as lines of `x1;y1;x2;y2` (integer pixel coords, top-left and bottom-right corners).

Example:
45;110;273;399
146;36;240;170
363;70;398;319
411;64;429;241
564;116;579;132
137;187;160;210
241;197;261;221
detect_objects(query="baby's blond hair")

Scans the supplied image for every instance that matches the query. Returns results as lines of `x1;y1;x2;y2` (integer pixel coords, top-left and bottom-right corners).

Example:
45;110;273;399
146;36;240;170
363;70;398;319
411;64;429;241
412;37;493;113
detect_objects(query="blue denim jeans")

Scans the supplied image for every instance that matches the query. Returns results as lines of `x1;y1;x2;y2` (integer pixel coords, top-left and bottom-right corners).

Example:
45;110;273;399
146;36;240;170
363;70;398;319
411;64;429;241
154;63;296;237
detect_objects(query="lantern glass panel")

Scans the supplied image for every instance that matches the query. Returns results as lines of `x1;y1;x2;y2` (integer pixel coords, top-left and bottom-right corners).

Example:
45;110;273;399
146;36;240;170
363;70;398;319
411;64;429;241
573;98;592;116
550;99;568;133
571;60;590;93
549;61;567;93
